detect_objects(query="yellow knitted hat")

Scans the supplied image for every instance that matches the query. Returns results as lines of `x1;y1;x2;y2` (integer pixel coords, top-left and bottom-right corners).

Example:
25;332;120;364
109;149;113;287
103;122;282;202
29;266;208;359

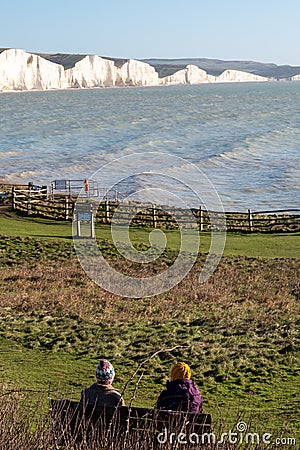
170;362;191;381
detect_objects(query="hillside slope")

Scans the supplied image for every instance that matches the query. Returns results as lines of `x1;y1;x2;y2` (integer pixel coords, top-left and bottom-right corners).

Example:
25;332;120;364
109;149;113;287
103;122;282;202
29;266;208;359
142;57;300;79
1;49;299;79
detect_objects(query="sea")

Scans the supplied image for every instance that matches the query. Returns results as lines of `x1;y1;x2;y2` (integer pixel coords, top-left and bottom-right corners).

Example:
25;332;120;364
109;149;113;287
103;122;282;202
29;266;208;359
0;82;299;212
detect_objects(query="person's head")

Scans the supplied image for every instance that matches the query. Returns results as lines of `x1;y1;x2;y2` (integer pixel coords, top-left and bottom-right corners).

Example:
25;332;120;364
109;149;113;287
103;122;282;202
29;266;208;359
95;359;115;385
170;362;191;381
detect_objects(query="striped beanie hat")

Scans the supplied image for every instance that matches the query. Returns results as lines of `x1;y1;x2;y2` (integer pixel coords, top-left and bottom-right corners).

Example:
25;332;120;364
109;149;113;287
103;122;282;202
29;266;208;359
171;362;192;381
95;359;115;385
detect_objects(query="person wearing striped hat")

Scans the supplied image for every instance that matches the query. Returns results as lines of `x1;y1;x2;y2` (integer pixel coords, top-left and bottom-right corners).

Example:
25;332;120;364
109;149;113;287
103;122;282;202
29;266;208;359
156;362;203;412
81;359;124;407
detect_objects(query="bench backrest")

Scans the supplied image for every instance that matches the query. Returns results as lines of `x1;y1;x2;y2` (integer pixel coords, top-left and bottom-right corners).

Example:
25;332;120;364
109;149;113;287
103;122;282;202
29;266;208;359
50;399;212;444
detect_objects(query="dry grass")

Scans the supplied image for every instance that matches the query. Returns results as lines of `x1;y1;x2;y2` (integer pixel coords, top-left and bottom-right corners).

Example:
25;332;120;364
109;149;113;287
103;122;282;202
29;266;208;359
0;387;295;450
0;254;298;321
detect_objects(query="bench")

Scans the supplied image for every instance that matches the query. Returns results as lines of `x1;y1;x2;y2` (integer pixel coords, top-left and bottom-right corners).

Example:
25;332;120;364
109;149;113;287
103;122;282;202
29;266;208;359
49;399;212;448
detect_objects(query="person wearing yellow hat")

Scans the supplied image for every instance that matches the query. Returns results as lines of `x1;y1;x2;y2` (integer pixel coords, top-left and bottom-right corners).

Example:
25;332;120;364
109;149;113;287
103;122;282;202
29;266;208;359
156;362;203;412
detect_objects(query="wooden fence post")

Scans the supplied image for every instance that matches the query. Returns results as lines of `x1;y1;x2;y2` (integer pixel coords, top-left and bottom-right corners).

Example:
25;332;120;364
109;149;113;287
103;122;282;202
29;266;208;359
76;213;81;237
65;197;69;220
27;193;31;216
248;209;253;232
105;200;110;223
152;204;157;228
12;186;15;210
199;206;203;231
90;207;95;238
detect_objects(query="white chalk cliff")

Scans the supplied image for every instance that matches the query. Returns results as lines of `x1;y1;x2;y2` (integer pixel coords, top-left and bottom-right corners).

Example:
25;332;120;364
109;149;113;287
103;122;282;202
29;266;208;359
65;55;115;88
0;49;67;91
116;59;159;86
0;48;274;92
217;69;269;83
159;65;216;85
291;74;300;81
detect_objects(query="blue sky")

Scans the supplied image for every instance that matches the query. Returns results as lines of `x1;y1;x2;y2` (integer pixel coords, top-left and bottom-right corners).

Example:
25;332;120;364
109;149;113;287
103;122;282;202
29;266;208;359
1;0;299;65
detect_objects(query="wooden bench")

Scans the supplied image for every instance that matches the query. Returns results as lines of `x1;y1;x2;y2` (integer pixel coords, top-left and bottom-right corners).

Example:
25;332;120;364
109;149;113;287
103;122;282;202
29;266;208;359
49;399;212;447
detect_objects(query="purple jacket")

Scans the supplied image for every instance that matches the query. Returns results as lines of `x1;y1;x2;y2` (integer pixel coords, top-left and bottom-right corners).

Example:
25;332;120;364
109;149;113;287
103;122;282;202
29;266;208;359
156;379;203;413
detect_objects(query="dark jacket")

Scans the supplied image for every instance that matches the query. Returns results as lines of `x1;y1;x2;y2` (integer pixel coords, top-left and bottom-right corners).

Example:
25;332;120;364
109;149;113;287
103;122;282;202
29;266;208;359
80;382;124;407
156;379;203;413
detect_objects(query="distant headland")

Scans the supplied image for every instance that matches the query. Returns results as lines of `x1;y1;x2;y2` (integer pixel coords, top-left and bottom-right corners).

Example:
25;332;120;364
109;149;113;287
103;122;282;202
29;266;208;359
0;48;299;92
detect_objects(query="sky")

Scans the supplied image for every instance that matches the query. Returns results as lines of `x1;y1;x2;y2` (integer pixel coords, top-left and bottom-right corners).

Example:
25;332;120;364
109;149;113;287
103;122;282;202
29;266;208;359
1;0;300;66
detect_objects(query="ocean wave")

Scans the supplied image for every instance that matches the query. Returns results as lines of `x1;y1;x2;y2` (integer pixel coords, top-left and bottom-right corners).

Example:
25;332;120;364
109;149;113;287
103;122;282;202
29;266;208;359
1;83;299;210
2;170;41;182
0;151;23;157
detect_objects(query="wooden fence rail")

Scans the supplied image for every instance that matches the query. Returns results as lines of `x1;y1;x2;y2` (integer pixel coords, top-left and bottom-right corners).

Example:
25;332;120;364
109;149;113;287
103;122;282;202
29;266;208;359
10;188;300;233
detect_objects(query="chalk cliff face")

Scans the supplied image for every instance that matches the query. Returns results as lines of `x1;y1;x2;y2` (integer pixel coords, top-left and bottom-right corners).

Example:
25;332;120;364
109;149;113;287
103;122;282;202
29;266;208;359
0;48;274;92
159;65;269;85
116;59;159;86
291;74;300;81
160;64;216;85
217;69;269;83
0;49;67;91
186;65;216;84
65;55;115;88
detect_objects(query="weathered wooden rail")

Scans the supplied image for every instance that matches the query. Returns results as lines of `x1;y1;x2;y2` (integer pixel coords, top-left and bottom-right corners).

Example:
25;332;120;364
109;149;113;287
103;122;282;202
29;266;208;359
6;185;300;232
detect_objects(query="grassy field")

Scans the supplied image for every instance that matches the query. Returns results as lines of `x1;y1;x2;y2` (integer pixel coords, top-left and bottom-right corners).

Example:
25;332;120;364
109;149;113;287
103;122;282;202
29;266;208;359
0;213;299;258
0;213;299;441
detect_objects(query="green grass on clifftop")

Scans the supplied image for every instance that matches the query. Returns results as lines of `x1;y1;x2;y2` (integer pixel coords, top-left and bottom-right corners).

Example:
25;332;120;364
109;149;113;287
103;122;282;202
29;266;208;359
0;214;299;258
0;215;299;435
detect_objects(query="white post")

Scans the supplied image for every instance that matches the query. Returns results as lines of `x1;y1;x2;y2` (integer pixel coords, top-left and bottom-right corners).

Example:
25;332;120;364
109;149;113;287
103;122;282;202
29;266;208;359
90;208;95;238
12;186;15;210
65;197;69;220
152;204;157;228
76;219;81;237
248;209;253;232
199;206;203;231
105;200;110;223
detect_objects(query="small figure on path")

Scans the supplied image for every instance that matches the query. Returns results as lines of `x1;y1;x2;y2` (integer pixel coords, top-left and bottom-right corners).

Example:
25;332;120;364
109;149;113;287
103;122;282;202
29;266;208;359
84;178;89;192
156;362;203;412
81;359;124;407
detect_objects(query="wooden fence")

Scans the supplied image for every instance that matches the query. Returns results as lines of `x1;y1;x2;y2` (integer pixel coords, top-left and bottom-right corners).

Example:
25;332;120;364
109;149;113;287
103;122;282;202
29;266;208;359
9;186;300;232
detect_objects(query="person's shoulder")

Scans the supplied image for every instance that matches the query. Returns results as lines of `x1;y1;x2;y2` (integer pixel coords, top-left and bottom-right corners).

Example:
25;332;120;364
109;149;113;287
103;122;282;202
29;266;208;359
190;379;201;391
163;380;182;394
105;385;125;405
188;380;202;397
101;384;121;395
84;383;97;391
109;386;123;397
80;382;98;400
172;379;199;394
82;382;98;392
